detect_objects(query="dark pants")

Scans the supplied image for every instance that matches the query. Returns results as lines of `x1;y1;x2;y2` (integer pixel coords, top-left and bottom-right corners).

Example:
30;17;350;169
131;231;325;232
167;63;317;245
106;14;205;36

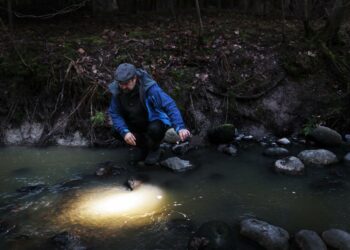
117;120;168;151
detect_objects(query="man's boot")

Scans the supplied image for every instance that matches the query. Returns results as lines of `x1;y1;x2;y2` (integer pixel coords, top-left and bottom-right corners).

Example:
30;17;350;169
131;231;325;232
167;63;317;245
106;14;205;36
144;147;161;165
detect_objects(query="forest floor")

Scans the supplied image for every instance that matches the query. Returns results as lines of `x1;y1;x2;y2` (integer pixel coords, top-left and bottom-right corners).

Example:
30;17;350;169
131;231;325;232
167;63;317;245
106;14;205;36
0;10;349;144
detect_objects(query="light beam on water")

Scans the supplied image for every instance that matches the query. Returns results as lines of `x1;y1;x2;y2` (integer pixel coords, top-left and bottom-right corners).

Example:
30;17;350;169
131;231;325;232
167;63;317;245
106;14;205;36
57;185;165;228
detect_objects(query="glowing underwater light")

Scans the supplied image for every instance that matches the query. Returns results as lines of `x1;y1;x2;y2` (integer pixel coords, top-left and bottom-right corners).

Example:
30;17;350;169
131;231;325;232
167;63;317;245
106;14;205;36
57;185;165;228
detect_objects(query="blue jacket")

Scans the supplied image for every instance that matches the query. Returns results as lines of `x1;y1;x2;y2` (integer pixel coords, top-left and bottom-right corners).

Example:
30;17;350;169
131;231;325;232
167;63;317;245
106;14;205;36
108;69;186;138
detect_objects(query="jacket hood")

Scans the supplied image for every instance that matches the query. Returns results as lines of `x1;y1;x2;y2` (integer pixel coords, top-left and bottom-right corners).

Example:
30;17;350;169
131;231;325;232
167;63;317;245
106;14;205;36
108;68;156;97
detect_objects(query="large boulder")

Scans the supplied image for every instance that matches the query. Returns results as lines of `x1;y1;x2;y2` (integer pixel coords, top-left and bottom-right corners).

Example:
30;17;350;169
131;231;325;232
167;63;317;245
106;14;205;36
295;230;327;250
240;218;289;250
207;124;235;144
274;156;305;175
263;147;289;157
188;221;236;250
309;126;343;146
298;149;338;166
160;157;194;172
322;229;350;250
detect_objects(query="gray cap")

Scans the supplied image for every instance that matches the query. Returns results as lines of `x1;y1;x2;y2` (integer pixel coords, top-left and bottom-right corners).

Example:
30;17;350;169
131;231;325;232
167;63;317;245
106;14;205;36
114;63;136;83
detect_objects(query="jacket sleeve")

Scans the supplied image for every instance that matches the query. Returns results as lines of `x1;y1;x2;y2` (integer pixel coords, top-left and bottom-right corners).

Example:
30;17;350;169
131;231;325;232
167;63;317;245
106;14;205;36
108;96;130;138
151;85;186;132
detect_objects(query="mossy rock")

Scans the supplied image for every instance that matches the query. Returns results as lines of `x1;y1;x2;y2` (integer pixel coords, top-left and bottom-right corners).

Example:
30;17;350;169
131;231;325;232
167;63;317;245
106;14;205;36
207;124;235;144
188;221;236;250
309;126;343;146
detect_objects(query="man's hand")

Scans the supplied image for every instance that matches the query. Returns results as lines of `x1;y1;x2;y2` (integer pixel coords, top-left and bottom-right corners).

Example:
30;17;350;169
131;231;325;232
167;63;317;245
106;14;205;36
178;129;191;142
124;132;136;146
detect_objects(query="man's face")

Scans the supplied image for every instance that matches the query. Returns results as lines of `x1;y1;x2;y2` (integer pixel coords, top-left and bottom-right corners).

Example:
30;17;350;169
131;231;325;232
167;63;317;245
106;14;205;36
119;76;137;93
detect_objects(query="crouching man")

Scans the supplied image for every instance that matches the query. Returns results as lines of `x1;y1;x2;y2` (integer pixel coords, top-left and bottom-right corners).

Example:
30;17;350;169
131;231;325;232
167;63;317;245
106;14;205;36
108;63;191;165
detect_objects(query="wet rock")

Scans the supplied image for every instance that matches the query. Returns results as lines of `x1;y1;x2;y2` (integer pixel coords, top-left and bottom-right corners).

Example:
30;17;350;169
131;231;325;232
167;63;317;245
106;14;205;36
344;153;350;166
56;131;89;147
277;138;290;145
274;156;305;175
0;220;16;236
16;184;46;195
243;135;254;141
322;229;350;250
217;144;238;156
95;161;125;177
124;177;142;191
166;218;194;233
263;147;289;157
172;141;190;155
310;176;346;190
188;220;236;250
160;142;173;150
240;218;289;250
161;157;194;172
51;231;86;250
309;126;343;146
4;122;44;145
295;229;327;250
163;128;180;144
345;134;350;143
207;124;235;144
298;149;338;166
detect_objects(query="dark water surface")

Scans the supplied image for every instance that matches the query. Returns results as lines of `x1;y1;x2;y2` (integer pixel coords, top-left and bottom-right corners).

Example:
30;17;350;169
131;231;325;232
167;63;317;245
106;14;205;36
0;145;349;249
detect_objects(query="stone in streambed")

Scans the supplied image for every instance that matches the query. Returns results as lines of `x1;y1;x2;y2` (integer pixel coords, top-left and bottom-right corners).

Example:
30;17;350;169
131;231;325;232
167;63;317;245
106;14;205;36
322;229;350;250
298;149;338;166
274;156;305;175
240;218;289;250
263;147;289;157
188;221;236;250
295;229;327;250
161;157;194;172
309;126;343;146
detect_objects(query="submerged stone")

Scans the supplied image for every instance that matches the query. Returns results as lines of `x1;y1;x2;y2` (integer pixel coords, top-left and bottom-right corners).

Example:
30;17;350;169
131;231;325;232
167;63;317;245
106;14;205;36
0;220;16;236
94;161;125;177
240;218;289;250
124;177;142;191
51;231;86;250
207;124;235;144
263;147;289;157
322;229;350;250
188;220;236;250
274;156;304;175
161;157;194;172
295;229;327;250
16;184;46;195
298;149;338;166
309;126;343;146
217;144;238;156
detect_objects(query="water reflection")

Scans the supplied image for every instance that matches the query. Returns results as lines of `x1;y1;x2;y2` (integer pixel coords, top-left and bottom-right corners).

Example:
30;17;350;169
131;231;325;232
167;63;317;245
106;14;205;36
57;185;165;228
